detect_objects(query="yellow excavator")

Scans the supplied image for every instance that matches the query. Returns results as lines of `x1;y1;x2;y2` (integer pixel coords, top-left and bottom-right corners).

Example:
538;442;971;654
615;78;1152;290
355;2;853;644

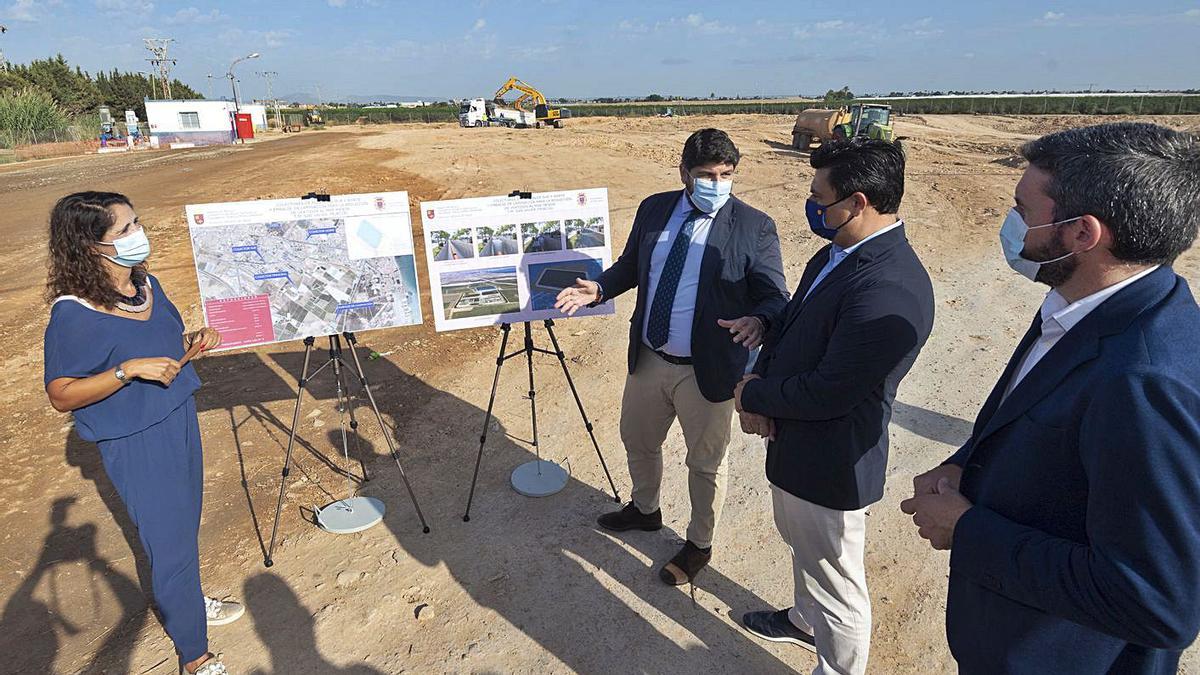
493;77;569;128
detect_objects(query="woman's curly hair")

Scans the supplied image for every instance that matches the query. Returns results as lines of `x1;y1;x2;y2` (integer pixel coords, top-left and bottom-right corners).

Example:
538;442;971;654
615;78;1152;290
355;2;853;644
46;191;147;310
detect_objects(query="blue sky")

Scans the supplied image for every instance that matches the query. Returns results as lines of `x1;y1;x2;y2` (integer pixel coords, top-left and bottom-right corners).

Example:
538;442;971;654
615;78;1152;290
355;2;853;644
1;0;1198;101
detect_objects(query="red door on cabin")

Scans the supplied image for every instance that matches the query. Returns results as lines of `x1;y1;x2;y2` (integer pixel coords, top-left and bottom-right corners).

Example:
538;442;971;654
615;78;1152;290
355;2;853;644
235;114;254;139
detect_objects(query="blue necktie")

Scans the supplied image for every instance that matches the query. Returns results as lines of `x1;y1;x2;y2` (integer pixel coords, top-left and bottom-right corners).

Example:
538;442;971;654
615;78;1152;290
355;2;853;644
647;209;703;349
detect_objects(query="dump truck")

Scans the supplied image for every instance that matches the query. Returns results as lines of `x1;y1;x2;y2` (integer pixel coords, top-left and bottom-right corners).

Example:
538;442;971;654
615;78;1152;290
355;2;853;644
791;103;894;150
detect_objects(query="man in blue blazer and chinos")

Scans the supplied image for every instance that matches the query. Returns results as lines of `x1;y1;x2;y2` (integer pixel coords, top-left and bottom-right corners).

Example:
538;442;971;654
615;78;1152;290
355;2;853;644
902;122;1200;674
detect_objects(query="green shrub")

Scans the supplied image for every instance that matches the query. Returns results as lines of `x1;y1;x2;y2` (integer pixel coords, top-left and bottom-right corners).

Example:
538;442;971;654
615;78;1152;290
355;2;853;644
0;87;69;133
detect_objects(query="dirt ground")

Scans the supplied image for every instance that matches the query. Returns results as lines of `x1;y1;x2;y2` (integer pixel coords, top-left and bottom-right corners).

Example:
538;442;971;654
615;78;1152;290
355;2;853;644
2;114;1199;675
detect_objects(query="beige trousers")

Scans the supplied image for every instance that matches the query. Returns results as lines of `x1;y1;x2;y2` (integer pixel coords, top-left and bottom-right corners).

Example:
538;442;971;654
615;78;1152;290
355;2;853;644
620;345;734;549
772;484;872;675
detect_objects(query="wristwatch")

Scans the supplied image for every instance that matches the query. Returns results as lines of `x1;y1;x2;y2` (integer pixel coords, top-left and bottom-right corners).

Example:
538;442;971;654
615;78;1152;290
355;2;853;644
114;367;128;383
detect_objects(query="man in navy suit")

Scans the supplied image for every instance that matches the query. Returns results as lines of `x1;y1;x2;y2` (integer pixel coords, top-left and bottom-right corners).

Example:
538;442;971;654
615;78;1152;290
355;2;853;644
733;138;935;674
902;122;1200;674
556;128;789;585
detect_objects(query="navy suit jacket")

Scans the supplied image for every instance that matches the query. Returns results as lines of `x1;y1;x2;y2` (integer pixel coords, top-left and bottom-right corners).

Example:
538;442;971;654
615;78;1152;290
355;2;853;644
594;190;789;402
945;267;1200;674
741;224;935;510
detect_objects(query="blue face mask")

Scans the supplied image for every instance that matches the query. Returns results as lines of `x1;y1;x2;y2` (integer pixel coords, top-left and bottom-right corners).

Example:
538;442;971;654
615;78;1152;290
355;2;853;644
805;195;852;240
100;228;151;267
999;208;1080;282
688;178;733;214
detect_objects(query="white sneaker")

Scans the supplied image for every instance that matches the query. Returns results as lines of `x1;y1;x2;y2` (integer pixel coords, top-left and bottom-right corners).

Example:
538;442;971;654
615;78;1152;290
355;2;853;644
205;596;245;626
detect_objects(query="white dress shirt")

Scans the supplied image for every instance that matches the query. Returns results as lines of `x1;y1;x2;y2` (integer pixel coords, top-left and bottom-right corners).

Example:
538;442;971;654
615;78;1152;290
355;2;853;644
802;220;905;302
641;192;716;357
1002;265;1160;400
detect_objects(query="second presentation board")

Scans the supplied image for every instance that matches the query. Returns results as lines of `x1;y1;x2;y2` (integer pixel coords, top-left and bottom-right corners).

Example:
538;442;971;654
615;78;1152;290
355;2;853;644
420;188;615;332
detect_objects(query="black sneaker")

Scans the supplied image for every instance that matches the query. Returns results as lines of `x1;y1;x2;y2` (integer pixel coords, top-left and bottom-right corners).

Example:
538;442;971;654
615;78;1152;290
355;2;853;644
597;502;663;532
740;609;817;652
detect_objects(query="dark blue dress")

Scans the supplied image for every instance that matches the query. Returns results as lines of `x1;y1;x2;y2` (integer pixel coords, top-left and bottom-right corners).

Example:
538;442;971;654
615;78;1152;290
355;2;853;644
43;276;208;663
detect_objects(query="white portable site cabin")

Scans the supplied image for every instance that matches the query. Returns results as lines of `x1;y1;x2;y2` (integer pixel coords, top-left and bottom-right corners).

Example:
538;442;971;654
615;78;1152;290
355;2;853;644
145;100;238;147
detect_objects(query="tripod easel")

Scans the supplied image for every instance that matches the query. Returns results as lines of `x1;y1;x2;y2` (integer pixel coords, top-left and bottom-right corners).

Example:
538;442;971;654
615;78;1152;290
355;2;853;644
265;332;429;567
462;319;621;521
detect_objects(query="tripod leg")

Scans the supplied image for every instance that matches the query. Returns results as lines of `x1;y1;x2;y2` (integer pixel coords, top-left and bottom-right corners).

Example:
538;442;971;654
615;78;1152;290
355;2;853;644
544;320;621;502
525;322;540;468
464;323;511;522
329;336;355;486
343;332;431;533
266;337;315;567
331;337;368;483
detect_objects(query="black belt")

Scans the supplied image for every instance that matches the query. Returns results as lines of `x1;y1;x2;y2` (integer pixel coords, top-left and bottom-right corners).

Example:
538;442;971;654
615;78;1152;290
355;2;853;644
652;349;693;366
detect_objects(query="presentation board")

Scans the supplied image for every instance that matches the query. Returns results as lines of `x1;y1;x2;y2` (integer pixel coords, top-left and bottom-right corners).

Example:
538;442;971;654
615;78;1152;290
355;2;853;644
186;191;423;350
420;188;614;332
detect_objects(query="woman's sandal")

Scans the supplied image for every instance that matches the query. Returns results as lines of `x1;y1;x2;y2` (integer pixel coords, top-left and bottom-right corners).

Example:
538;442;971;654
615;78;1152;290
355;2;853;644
185;653;227;675
659;541;713;586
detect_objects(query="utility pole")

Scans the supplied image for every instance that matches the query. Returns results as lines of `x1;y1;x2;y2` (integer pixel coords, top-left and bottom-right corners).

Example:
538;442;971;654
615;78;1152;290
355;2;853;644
0;24;9;72
206;72;214;99
257;70;282;129
143;38;177;99
315;83;323;108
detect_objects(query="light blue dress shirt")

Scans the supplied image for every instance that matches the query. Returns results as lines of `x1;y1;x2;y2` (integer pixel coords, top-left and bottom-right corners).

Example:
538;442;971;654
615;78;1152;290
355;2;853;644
802;220;905;302
641;192;716;357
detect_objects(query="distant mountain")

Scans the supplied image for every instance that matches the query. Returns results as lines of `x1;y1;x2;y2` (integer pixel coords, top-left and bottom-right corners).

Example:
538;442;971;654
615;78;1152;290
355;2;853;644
277;92;445;105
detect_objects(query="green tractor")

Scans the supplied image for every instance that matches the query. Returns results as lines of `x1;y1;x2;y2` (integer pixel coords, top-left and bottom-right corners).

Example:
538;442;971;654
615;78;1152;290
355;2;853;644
834;104;894;142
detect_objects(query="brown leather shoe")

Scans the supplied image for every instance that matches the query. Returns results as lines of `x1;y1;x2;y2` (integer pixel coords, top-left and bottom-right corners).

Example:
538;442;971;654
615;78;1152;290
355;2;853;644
659;541;712;586
597;502;663;532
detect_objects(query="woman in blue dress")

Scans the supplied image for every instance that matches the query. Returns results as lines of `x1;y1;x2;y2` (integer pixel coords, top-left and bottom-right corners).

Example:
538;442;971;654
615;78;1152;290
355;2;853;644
43;192;241;675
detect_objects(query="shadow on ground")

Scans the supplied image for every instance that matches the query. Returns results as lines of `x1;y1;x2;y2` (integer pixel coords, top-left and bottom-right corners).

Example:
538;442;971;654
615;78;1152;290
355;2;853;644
198;335;803;672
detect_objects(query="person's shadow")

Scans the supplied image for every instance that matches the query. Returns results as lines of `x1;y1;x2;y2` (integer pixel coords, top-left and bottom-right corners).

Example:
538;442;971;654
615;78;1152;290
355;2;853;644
217;336;805;673
243;572;384;675
0;497;146;674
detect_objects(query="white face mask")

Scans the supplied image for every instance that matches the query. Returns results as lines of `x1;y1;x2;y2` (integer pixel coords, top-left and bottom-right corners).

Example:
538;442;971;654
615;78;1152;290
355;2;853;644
100;228;151;267
999;208;1081;281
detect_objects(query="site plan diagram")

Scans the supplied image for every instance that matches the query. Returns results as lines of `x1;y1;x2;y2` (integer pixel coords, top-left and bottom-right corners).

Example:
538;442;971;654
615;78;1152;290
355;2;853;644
420;188;614;332
186;192;422;349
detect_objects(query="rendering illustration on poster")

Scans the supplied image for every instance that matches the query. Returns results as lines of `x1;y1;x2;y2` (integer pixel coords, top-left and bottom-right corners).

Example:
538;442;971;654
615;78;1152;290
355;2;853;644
420;188;615;332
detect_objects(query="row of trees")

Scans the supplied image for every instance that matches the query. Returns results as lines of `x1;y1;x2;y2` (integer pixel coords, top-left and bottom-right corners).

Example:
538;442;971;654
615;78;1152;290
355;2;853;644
0;54;202;127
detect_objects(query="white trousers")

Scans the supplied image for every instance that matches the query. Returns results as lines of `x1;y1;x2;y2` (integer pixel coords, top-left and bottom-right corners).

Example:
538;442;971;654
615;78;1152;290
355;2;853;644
771;484;872;675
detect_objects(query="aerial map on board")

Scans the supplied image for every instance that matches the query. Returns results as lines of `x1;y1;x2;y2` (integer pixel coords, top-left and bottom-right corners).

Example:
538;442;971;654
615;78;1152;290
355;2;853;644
186;192;422;349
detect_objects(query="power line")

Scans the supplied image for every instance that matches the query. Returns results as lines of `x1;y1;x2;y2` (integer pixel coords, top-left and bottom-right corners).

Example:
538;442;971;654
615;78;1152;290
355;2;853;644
143;37;177;100
257;70;282;128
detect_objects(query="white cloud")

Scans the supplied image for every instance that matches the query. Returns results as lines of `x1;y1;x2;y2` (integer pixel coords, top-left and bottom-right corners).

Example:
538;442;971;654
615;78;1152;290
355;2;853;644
901;16;943;37
1043;11;1065;21
472;18;486;31
1185;8;1200;17
95;0;154;13
814;19;846;30
328;0;346;6
675;13;734;35
4;0;62;21
218;26;296;50
3;0;38;21
617;18;647;33
167;6;225;24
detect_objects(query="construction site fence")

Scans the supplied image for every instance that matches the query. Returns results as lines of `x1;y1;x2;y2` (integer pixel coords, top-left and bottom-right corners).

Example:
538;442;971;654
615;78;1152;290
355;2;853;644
570;95;1200;118
0;124;92;149
0;122;154;150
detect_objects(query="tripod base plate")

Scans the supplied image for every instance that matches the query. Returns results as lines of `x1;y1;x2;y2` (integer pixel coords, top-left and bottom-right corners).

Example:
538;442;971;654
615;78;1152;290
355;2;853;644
315;496;385;534
511;460;568;497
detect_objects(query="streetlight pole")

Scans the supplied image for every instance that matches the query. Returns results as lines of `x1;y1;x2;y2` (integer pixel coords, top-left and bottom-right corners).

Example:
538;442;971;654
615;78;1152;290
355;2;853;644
227;52;260;111
227;53;259;143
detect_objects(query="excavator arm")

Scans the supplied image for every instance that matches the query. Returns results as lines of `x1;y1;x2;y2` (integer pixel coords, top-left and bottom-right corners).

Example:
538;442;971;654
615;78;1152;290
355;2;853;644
493;76;548;112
